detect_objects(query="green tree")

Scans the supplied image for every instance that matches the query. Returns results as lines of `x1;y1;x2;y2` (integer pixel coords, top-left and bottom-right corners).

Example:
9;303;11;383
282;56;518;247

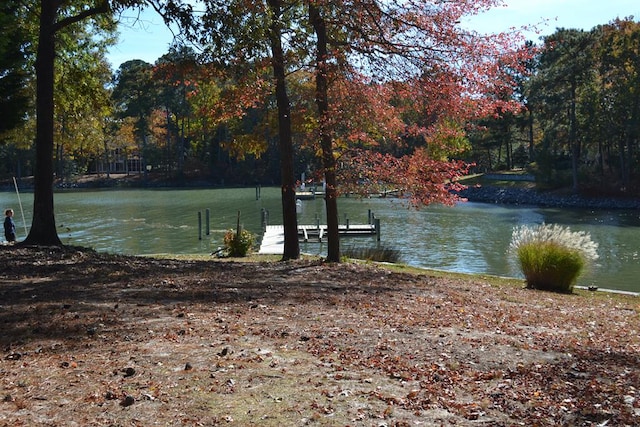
25;0;117;246
0;2;31;137
112;59;157;173
529;28;596;191
154;46;198;177
54;22;115;179
596;19;640;188
13;0;205;246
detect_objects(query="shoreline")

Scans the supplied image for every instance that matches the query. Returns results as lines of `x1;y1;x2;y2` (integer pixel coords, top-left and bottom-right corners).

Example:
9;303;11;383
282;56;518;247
457;185;640;210
4;174;640;210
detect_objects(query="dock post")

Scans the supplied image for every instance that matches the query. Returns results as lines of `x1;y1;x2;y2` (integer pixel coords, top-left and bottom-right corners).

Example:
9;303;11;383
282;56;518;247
368;209;372;224
375;218;381;241
198;211;202;240
261;208;266;230
205;209;210;235
346;218;350;230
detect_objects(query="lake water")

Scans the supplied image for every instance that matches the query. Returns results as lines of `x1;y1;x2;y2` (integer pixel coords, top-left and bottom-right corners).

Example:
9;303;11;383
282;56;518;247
2;187;639;293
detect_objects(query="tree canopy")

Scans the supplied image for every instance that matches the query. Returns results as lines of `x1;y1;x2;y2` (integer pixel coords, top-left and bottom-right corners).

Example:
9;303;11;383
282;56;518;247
4;0;639;251
0;1;31;136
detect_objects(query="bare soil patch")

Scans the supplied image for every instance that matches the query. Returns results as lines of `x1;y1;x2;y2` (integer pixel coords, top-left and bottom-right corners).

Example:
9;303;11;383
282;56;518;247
0;246;638;426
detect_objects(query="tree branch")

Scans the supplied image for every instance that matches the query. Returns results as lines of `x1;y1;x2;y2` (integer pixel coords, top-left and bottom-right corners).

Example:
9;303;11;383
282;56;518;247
53;0;110;33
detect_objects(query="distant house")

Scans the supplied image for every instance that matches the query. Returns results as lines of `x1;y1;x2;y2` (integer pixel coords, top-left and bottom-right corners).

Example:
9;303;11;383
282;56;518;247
90;149;144;174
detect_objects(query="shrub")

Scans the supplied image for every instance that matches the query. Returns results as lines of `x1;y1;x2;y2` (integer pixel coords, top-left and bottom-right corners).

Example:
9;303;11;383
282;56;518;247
223;228;255;257
509;224;598;293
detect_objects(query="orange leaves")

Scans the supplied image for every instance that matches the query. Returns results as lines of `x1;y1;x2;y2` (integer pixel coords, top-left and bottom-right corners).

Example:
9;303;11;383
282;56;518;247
336;145;470;206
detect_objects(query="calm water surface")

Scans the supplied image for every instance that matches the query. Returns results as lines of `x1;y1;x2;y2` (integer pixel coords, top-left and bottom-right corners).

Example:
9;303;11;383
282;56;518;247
2;187;638;293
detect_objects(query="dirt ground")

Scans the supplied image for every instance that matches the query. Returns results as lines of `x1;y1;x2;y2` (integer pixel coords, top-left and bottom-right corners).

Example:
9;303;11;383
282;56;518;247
0;245;638;426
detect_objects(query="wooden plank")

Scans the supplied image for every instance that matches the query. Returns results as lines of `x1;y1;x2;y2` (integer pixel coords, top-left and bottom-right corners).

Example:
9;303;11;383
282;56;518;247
258;224;378;255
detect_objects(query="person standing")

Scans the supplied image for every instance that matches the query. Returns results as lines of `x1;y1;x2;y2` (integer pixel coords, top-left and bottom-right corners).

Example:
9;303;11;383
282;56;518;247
4;209;16;243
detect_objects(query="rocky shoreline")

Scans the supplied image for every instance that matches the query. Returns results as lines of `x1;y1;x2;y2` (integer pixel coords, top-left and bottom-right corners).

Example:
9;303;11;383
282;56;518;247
5;175;639;210
458;185;640;210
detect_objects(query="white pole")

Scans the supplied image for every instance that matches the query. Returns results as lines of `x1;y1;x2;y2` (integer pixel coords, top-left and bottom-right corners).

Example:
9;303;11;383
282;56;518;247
12;177;28;238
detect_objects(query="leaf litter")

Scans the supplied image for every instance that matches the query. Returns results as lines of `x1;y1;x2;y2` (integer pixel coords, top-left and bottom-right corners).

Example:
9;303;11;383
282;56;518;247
0;246;638;426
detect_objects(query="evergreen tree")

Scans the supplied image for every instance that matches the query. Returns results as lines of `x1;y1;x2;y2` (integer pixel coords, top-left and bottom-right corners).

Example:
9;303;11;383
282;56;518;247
0;1;31;136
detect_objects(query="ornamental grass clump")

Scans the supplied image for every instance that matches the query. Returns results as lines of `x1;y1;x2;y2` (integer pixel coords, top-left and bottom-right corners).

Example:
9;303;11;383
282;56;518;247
509;224;598;293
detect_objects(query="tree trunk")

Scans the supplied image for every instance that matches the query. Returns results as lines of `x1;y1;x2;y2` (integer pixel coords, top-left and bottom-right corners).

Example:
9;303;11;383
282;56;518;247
23;0;62;246
569;79;579;193
267;0;300;260
504;121;512;170
527;105;535;161
309;3;340;262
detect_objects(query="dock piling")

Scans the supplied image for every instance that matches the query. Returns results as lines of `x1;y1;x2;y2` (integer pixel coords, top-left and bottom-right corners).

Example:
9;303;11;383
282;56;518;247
261;208;269;230
236;210;242;238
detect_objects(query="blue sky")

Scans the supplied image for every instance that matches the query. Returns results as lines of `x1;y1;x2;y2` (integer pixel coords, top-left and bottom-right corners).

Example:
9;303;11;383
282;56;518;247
106;0;640;70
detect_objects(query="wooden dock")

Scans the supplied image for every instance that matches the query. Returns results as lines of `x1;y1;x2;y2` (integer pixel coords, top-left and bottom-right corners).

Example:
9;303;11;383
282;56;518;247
259;225;286;254
295;190;325;200
258;223;378;255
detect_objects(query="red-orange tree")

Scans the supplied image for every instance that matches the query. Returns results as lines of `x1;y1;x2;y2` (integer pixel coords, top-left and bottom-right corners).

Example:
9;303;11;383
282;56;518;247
190;0;530;262
305;0;531;260
143;0;529;262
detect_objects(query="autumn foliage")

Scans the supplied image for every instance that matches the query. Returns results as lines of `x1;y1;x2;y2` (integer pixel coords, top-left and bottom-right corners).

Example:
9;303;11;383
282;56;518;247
191;0;534;207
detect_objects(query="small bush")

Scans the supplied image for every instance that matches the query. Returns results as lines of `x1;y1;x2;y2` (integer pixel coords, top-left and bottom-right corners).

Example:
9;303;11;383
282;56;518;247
509;224;598;293
223;228;254;257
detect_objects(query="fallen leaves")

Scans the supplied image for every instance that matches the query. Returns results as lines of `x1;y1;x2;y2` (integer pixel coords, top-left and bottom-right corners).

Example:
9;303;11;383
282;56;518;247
0;246;638;425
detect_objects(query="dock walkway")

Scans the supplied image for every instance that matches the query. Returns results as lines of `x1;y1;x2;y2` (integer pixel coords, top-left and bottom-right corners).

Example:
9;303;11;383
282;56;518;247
258;224;378;255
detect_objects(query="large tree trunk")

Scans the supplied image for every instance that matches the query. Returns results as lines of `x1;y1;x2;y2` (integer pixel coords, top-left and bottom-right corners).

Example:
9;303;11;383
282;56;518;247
267;0;300;260
23;0;62;246
310;3;340;262
21;1;109;246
